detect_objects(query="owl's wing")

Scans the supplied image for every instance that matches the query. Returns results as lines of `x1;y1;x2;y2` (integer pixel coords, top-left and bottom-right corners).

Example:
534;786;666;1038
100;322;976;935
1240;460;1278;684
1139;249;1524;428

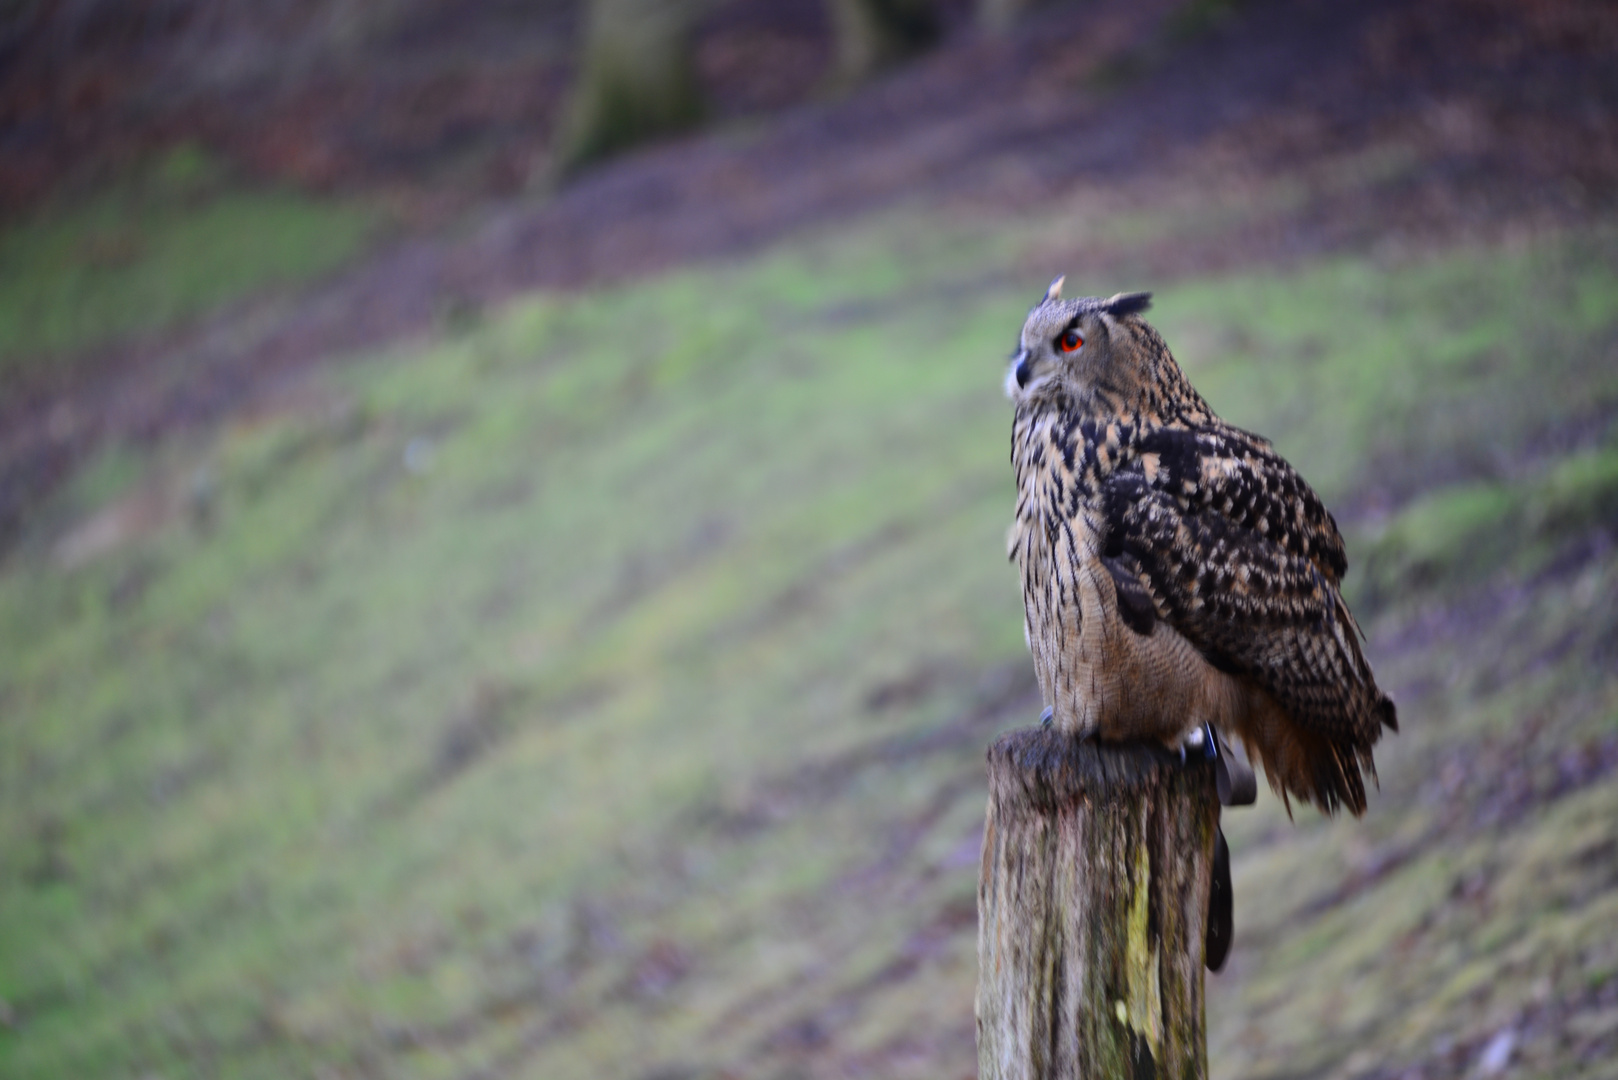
1135;423;1349;583
1101;424;1396;813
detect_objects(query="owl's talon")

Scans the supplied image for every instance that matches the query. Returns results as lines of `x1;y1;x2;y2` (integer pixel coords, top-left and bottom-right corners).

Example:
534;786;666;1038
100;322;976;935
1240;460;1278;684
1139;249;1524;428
1039;707;1053;729
1180;723;1212;764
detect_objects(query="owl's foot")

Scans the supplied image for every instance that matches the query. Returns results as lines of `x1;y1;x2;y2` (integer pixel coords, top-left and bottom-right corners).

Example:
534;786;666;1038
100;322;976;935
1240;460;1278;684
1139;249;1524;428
1179;722;1217;764
1039;706;1053;729
1180;724;1258;807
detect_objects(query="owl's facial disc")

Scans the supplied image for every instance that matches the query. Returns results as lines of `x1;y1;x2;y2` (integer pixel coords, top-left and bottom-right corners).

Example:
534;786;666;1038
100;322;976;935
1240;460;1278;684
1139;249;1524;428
1006;303;1093;400
1006;287;1153;404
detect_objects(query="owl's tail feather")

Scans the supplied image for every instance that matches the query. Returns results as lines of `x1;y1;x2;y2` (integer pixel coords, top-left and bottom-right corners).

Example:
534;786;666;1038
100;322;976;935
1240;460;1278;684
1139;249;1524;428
1233;689;1381;817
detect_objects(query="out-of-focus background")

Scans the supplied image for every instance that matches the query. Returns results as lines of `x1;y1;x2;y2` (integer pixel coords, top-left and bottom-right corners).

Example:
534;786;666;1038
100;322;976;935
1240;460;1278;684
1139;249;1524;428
1;1;1616;1077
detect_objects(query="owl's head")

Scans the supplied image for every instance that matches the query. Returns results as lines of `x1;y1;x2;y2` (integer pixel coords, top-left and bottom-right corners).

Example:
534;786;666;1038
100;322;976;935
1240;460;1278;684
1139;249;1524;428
1004;277;1155;402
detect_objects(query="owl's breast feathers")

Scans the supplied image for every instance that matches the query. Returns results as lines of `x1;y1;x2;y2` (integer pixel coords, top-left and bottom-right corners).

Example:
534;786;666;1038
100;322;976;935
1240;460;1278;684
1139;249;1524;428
1012;403;1397;815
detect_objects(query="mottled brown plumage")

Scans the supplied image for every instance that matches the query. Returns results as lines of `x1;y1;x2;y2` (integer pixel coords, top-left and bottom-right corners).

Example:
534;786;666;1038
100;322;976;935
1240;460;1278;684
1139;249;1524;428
1005;279;1396;815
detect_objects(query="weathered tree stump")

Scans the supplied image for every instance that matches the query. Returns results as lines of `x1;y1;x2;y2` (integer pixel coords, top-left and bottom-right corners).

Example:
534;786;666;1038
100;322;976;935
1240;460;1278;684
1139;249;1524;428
977;727;1220;1080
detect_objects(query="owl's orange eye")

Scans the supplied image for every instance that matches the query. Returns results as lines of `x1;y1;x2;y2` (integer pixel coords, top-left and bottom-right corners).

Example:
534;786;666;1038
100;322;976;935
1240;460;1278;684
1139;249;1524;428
1059;329;1084;353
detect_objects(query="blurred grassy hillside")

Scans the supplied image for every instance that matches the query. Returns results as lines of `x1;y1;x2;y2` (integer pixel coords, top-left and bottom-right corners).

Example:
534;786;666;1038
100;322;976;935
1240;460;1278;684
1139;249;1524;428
2;179;1616;1077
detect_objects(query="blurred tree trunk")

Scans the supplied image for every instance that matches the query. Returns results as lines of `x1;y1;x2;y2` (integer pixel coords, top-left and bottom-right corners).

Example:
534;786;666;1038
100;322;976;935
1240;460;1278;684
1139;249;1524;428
552;0;704;178
977;0;1058;33
827;0;939;88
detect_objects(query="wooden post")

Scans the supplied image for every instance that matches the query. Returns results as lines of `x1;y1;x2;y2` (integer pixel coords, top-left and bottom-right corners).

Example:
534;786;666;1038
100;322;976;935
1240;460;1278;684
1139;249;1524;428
977;727;1220;1080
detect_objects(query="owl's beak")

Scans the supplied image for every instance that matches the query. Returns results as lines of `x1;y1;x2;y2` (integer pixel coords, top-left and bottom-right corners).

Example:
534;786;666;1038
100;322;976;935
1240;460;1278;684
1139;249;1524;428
1012;348;1032;389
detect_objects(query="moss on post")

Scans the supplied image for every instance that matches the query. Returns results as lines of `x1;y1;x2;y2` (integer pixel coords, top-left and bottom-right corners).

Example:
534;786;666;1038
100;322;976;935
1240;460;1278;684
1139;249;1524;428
977;727;1219;1080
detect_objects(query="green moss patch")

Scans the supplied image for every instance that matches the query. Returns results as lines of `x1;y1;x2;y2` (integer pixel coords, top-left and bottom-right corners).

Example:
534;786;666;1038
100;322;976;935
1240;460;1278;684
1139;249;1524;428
0;145;383;374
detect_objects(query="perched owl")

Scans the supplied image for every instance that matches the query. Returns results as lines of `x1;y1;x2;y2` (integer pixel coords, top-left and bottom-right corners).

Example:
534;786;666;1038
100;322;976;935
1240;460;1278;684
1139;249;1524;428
1006;278;1396;816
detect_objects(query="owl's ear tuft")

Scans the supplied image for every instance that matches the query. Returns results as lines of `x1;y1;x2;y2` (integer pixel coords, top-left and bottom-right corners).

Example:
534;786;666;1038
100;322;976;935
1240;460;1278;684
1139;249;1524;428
1103;291;1153;318
1044;275;1066;302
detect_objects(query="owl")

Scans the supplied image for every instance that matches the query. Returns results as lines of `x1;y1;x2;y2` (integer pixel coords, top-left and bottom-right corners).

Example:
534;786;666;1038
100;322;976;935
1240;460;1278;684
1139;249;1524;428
1006;278;1396;815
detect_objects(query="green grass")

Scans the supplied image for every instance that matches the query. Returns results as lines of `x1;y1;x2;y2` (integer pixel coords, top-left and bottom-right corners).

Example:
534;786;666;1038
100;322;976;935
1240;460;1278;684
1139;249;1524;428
1355;442;1618;606
1;191;1617;1079
0;145;383;375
